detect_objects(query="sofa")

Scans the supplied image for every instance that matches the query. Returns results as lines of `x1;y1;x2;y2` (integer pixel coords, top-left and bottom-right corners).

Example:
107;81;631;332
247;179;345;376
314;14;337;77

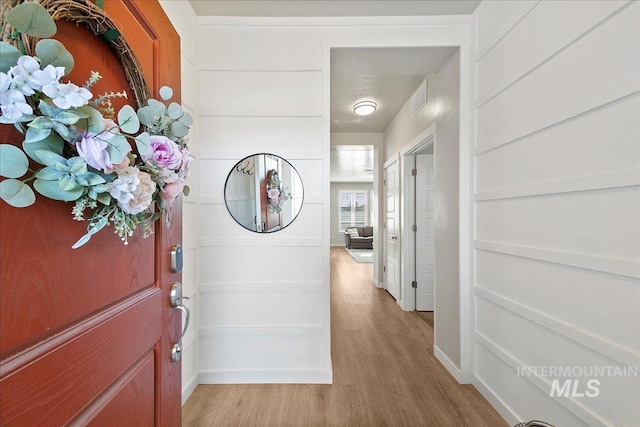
344;226;373;249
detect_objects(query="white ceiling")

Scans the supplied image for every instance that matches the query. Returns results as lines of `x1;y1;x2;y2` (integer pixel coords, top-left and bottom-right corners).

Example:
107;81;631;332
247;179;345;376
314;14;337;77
189;1;482;17
331;47;456;132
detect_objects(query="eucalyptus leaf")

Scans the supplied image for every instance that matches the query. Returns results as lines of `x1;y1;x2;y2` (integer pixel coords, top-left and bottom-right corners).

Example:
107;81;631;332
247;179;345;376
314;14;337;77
95;192;111;205
23;134;63;163
53;110;82;125
34;149;67;168
0;179;36;207
35;166;60;180
24;126;52;143
35;39;74;75
146;99;167;115
0;42;21;73
159;86;173;101
167;102;183;120
137;106;157;126
34;179;83;201
28;116;53;130
135;131;151;157
76;106;104;134
0;145;29;178
106;134;130;164
117;105;140;134
71;233;92;249
178;112;193;127
52;121;72;141
6;3;57;38
170;121;188;138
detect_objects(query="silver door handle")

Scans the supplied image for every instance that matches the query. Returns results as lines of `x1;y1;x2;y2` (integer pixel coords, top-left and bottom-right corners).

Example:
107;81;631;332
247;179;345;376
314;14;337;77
391;235;398;240
170;282;190;362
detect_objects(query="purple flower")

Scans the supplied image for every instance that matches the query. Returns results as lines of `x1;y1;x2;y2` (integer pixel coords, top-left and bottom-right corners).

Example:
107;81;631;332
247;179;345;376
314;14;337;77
143;135;182;170
76;119;129;172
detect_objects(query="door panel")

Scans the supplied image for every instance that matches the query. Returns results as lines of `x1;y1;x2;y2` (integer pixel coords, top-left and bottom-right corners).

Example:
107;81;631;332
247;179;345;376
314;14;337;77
384;161;401;300
0;1;182;425
416;155;435;311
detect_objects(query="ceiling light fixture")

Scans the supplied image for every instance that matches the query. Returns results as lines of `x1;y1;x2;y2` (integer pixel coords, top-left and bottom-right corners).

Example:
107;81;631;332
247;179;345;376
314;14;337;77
353;100;377;116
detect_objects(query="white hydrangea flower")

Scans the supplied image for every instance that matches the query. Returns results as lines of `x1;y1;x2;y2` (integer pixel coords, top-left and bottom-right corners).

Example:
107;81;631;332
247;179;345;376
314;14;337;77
0;72;33;122
108;167;156;215
42;82;92;109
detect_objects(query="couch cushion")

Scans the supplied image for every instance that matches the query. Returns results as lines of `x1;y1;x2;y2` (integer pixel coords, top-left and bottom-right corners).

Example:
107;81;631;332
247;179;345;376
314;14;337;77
362;226;373;237
345;227;359;237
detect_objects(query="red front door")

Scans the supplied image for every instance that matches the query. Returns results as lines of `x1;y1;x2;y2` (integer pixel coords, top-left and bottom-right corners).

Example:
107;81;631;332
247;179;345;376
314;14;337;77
0;1;182;425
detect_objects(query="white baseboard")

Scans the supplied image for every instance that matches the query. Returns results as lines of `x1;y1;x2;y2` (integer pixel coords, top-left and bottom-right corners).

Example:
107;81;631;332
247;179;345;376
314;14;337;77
373;277;383;288
433;345;472;384
472;376;518;426
182;376;199;405
199;369;333;384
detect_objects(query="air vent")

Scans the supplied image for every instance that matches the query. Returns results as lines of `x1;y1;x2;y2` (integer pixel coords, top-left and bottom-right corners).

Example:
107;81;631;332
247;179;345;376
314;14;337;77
410;80;427;118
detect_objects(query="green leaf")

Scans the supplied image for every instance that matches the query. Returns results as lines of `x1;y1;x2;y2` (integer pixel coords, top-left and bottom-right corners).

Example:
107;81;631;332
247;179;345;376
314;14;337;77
137;106;157;126
146;99;167;116
179;112;193;127
135;132;151;157
76;106;104;135
167;102;183;120
117;105;140;134
35;166;61;180
53;110;82;125
0;179;35;207
159;86;173;101
23;134;63;164
28;116;53;130
0;42;21;73
6;3;57;38
95;192;111;205
34;149;67;168
24;126;52;143
0;145;29;178
71;233;92;249
170;121;188;138
35;39;74;76
106;134;130;164
34;179;83;201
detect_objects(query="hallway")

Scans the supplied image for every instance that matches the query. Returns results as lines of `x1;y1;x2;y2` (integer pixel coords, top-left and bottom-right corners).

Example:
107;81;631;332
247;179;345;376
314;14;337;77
182;247;506;426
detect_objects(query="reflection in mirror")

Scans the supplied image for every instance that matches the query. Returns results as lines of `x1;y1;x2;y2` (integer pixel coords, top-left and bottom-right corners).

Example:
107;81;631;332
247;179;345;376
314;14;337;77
224;153;304;233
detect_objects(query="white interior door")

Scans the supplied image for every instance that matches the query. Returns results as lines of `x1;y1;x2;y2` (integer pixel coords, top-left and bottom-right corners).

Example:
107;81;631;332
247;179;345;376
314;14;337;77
384;161;401;300
416;154;434;310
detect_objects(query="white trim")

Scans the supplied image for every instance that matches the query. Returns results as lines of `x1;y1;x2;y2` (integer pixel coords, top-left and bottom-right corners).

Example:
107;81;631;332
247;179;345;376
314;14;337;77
475;170;640;201
434;345;472;384
373;277;383;289
199;150;323;160
383;153;400;170
474;286;639;368
475;333;611;427
399;123;437;157
181;376;199;406
475;240;640;279
199;15;472;27
471;376;519;426
322;43;333;377
200;238;323;247
200;281;323;293
400;154;416;311
199;369;333;384
200;325;322;336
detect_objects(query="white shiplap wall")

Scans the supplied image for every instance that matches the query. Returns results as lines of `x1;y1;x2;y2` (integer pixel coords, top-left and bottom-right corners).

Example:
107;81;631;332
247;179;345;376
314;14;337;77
159;0;201;404
472;1;640;425
196;20;329;384
195;15;472;385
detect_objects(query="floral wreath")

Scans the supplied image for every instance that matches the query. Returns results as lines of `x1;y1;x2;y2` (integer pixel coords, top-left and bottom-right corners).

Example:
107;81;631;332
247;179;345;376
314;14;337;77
0;2;193;248
265;169;290;214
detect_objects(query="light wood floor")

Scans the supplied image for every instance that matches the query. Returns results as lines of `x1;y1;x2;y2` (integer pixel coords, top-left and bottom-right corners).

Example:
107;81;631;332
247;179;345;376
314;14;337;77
182;247;507;426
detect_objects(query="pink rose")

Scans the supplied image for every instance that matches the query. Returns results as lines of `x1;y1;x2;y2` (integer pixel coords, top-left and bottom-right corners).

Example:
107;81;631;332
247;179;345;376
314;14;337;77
143;135;182;170
161;181;183;203
267;189;280;199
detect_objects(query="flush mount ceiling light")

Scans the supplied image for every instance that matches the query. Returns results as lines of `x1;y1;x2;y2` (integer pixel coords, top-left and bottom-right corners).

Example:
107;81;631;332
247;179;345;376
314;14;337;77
353;100;377;116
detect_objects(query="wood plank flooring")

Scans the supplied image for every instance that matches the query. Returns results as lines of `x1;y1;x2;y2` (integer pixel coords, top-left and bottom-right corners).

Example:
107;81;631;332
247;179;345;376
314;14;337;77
182;247;507;426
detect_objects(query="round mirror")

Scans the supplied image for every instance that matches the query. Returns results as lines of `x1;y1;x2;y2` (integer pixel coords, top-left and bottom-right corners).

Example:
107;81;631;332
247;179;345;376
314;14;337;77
224;153;304;233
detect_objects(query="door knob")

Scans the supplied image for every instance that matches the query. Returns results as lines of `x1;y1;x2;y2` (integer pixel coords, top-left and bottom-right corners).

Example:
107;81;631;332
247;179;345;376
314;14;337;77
170;282;190;362
391;235;398;240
